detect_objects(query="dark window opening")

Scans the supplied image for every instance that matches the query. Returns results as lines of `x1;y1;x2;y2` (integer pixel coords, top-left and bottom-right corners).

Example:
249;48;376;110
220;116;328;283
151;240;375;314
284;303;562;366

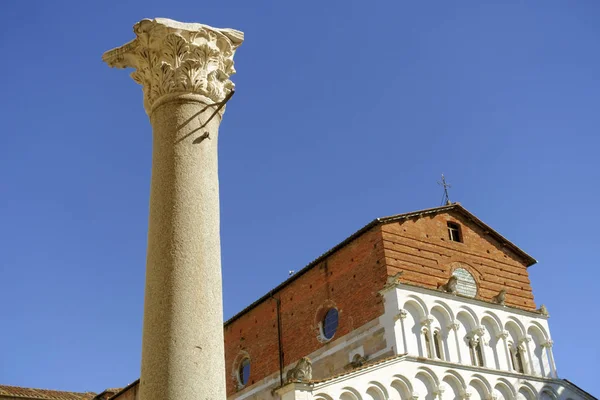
238;358;250;386
447;222;462;242
510;346;525;373
322;308;339;340
424;330;432;358
469;338;484;367
433;331;443;360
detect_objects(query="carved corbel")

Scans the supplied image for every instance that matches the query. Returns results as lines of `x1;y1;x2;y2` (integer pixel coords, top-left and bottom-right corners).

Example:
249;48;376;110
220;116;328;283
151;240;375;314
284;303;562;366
421;315;434;327
394;309;408;321
496;330;509;340
473;326;486;337
285;357;312;383
542;339;554;348
448;320;461;332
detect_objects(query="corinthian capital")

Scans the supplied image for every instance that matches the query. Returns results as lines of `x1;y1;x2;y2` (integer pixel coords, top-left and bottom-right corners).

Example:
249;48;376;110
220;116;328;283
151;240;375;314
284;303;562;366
102;18;244;114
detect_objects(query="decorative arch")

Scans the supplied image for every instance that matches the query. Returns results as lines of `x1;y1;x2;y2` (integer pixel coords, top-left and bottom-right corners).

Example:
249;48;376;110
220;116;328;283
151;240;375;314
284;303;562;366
504;317;526;338
391;376;413;400
442;371;465;400
527;324;549;376
404;300;428;357
527;321;549;341
443;370;466;389
315;394;335;400
416;366;440;386
495;378;517;400
540;386;558;400
405;295;429;317
366;383;388;400
481;315;502;370
457;305;480;326
482;311;503;332
517;383;537;400
341;387;362;400
469;375;491;400
432;300;455;321
415;369;438;400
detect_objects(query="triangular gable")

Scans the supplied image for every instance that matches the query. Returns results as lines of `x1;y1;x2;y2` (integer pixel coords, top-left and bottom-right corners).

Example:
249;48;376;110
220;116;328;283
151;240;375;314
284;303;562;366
377;203;536;267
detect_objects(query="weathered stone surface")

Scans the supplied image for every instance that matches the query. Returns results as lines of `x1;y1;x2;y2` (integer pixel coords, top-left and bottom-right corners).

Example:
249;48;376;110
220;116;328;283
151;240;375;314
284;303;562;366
103;17;243;400
103;18;243;114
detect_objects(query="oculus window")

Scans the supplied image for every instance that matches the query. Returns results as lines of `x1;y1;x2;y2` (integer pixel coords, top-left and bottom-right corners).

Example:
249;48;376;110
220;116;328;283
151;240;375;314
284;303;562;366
322;308;339;340
238;358;250;386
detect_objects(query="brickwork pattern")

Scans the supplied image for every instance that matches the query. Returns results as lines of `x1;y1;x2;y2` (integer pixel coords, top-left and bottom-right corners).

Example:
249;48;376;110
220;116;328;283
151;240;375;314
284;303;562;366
224;228;386;396
382;212;536;310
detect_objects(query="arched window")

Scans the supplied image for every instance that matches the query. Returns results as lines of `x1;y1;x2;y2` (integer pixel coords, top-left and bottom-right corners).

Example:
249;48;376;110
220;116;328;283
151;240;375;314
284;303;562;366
469;337;484;367
509;343;525;373
433;330;444;360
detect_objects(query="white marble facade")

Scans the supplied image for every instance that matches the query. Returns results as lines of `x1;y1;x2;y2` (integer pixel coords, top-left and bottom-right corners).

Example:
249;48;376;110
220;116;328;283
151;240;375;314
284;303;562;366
273;283;593;400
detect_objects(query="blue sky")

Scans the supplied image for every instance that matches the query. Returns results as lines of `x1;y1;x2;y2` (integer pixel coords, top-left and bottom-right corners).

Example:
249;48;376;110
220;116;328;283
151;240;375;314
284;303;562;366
1;0;598;396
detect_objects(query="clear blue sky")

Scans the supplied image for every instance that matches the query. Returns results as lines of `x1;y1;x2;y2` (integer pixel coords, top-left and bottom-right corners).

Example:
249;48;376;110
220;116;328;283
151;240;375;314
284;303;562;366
1;0;598;396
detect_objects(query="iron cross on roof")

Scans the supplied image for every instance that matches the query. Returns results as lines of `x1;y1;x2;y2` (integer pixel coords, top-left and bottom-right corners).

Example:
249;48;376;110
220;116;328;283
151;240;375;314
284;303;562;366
438;174;452;205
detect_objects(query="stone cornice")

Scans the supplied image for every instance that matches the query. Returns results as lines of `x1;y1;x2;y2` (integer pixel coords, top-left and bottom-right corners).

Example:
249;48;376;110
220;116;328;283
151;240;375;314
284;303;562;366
103;18;243;114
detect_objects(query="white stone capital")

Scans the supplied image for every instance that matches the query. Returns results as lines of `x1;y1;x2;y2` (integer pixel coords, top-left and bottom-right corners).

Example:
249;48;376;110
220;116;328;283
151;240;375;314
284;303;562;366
395;309;408;321
542;339;554;348
473;326;486;337
421;315;434;326
103;18;244;114
496;330;509;340
448;320;461;332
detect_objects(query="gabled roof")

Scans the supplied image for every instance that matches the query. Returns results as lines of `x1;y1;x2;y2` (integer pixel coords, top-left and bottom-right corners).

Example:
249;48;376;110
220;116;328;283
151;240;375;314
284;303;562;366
225;203;536;326
378;203;537;267
0;385;95;400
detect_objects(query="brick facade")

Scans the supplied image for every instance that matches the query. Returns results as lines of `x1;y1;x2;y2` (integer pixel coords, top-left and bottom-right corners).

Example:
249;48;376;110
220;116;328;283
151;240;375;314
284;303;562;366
223;204;538;396
382;210;536;310
224;227;386;396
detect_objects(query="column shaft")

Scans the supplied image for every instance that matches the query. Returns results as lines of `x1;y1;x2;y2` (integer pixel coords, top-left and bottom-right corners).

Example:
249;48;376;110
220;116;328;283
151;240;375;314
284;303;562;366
140;98;225;400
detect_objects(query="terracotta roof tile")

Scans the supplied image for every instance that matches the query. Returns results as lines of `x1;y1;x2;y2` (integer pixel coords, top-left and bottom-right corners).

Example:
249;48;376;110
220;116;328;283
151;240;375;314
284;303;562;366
0;385;95;400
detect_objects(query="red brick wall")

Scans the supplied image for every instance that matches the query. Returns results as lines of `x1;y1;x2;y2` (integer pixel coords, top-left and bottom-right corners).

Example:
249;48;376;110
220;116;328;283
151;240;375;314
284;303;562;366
381;211;537;310
224;227;387;396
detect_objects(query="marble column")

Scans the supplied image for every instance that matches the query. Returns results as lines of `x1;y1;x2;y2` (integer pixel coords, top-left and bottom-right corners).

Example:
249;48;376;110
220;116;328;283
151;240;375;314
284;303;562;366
103;18;244;400
542;339;557;378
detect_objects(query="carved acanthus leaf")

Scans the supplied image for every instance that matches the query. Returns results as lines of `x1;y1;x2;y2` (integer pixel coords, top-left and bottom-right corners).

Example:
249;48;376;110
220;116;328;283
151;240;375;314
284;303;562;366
102;18;244;114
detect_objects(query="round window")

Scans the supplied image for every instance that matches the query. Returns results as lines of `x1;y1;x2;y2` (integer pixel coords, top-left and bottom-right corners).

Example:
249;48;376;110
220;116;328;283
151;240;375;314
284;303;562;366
322;308;339;340
238;358;250;386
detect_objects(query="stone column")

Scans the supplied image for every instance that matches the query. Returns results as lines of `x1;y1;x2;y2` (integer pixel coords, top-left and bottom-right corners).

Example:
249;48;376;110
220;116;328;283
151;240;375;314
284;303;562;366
102;18;243;400
395;309;408;354
448;320;462;364
542;339;557;378
421;315;435;358
497;330;511;371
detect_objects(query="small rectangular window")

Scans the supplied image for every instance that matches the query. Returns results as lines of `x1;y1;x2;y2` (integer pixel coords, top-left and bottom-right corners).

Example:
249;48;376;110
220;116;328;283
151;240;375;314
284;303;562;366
447;222;462;242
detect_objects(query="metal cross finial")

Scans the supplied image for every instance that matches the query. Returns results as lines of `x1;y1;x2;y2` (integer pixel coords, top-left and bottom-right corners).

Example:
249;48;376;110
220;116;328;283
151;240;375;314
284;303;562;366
438;174;452;205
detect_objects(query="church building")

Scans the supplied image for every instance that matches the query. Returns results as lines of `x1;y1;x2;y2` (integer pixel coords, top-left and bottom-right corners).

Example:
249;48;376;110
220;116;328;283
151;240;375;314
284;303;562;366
1;203;595;400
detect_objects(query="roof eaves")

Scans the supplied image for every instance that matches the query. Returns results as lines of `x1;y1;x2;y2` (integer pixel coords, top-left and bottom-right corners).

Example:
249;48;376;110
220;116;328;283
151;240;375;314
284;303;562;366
106;381;138;400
